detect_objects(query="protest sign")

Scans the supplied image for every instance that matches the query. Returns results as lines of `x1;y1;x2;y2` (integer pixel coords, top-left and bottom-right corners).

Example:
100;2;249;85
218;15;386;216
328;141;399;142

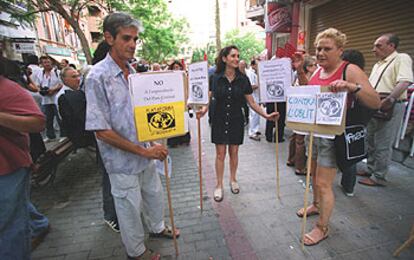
258;58;292;103
129;71;186;142
285;86;346;136
286;95;316;124
187;61;209;105
316;92;347;125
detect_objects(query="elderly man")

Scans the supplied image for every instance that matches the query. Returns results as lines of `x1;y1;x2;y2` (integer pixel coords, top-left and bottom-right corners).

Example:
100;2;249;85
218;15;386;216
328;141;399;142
359;33;413;186
85;13;179;260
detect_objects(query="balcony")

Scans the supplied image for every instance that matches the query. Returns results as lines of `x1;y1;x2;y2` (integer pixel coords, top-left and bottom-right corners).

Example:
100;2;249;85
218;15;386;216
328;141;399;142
246;1;265;21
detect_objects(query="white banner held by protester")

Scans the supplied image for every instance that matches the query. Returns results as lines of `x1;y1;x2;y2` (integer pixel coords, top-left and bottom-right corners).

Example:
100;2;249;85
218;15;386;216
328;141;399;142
316;92;347;126
187;61;209;105
258;58;292;103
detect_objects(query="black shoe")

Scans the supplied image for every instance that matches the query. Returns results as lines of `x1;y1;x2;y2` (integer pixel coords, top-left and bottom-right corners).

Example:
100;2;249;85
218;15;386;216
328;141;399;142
31;224;51;251
104;219;120;233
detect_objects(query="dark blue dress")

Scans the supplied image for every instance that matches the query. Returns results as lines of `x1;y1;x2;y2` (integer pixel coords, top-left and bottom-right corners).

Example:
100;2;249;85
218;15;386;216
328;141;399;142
209;71;253;145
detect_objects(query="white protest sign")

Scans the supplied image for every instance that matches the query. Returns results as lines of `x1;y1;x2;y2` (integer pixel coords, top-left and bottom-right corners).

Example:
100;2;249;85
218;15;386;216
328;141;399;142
155;155;172;178
187;61;209;105
129;71;186;142
316;92;347;126
258;58;292;103
286;95;316;124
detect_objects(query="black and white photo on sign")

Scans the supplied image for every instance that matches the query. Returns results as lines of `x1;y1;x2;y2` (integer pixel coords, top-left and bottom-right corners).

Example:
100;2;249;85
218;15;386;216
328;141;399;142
258;58;292;103
316;92;347;126
187;61;209;105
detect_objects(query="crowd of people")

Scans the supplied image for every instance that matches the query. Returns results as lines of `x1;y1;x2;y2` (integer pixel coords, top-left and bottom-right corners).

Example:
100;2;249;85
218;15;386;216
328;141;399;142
1;11;413;260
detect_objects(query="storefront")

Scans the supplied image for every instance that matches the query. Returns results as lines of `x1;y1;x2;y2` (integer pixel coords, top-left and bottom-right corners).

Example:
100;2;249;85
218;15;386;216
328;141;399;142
43;45;78;66
306;0;414;71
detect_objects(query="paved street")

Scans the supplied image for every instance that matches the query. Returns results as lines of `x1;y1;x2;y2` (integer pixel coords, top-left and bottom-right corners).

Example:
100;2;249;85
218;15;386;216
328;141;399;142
32;118;414;260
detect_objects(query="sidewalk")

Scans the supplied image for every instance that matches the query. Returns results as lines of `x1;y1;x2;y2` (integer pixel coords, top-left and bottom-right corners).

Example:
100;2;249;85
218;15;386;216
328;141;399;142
31;119;414;259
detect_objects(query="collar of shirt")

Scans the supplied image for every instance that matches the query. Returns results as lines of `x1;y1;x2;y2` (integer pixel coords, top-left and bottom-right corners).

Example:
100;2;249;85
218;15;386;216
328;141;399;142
104;53;136;78
377;51;398;65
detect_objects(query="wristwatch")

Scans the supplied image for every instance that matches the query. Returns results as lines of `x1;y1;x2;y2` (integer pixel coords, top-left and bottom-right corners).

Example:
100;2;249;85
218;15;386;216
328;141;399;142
352;84;362;94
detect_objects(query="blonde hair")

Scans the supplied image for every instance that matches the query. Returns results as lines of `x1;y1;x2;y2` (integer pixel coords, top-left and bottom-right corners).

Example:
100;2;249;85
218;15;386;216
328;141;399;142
314;28;347;48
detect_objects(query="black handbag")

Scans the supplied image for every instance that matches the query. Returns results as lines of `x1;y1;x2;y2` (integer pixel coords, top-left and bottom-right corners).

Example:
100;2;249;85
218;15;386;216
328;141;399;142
334;63;374;168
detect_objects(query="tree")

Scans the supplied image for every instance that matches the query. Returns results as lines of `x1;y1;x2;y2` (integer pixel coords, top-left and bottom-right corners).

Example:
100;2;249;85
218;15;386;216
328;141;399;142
111;0;189;63
215;0;221;53
223;29;264;63
191;44;216;65
3;0;108;64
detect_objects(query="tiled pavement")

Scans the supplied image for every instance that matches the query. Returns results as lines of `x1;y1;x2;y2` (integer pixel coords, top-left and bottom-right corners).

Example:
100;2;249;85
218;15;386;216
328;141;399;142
31;119;414;259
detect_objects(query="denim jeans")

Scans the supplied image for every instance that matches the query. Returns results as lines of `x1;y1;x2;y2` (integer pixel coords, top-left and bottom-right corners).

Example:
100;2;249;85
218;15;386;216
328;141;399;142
42;104;65;139
97;151;117;221
0;168;31;260
28;202;49;238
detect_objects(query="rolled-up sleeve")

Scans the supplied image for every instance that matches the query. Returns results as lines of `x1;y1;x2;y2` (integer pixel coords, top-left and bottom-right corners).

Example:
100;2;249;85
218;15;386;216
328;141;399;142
85;76;112;131
397;53;413;83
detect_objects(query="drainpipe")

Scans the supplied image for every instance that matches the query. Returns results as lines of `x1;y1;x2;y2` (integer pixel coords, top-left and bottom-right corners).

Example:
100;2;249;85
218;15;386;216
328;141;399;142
289;0;301;48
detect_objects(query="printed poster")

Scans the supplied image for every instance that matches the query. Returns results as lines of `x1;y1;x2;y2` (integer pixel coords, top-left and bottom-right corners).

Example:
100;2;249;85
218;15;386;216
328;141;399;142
258;58;292;103
316;92;347;126
187;61;209;105
129;71;186;142
286;95;316;124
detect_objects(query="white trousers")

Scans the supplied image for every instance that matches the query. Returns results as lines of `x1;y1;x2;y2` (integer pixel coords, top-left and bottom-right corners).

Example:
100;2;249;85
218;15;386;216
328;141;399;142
109;162;165;257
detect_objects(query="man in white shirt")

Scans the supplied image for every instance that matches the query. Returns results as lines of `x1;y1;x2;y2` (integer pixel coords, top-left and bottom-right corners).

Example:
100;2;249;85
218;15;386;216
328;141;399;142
359;33;413;186
247;59;261;141
33;56;64;142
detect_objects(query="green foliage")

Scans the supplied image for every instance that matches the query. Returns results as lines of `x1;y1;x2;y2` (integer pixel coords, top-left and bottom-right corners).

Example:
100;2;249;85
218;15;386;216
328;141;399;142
223;29;265;63
110;0;189;63
191;44;216;65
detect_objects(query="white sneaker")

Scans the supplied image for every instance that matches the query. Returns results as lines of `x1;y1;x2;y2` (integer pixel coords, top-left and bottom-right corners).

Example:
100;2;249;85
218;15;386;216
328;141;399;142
43;137;56;143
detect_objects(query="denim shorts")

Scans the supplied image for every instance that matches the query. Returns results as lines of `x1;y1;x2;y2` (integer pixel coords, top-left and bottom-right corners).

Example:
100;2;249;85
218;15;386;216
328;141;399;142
311;137;337;168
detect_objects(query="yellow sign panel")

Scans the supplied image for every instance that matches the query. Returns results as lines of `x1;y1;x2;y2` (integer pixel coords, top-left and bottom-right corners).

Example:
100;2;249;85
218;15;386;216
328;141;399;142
134;101;186;142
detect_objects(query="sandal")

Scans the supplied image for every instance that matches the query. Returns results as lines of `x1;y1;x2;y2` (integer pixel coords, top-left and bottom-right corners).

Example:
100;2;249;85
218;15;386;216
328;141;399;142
230;181;240;194
296;203;319;218
303;223;329;246
295;169;306;176
213;188;223;202
128;249;160;260
149;225;180;239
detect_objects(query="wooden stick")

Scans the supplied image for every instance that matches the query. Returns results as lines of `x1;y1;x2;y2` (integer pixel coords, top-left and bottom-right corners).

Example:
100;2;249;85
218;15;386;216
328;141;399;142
274;102;280;199
197;107;203;212
164;140;179;256
301;132;314;250
393;223;414;257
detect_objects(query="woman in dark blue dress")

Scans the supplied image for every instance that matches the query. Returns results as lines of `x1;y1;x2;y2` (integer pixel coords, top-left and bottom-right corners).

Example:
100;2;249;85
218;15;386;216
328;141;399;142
197;45;279;202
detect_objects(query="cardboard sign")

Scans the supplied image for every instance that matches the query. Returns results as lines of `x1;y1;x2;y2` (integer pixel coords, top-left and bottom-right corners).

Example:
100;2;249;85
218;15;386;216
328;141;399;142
258;58;292;103
129;71;186;142
187;61;209;105
285;86;346;137
316;92;347;126
286;95;316;124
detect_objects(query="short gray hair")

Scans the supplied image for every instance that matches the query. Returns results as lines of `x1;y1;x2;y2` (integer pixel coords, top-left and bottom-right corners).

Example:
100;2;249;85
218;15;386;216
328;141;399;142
60;66;75;80
103;12;144;38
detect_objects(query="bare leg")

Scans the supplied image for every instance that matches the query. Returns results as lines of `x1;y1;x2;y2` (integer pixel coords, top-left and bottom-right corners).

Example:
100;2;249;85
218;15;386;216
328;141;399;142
303;165;336;245
228;145;239;183
215;144;226;188
315;166;336;226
